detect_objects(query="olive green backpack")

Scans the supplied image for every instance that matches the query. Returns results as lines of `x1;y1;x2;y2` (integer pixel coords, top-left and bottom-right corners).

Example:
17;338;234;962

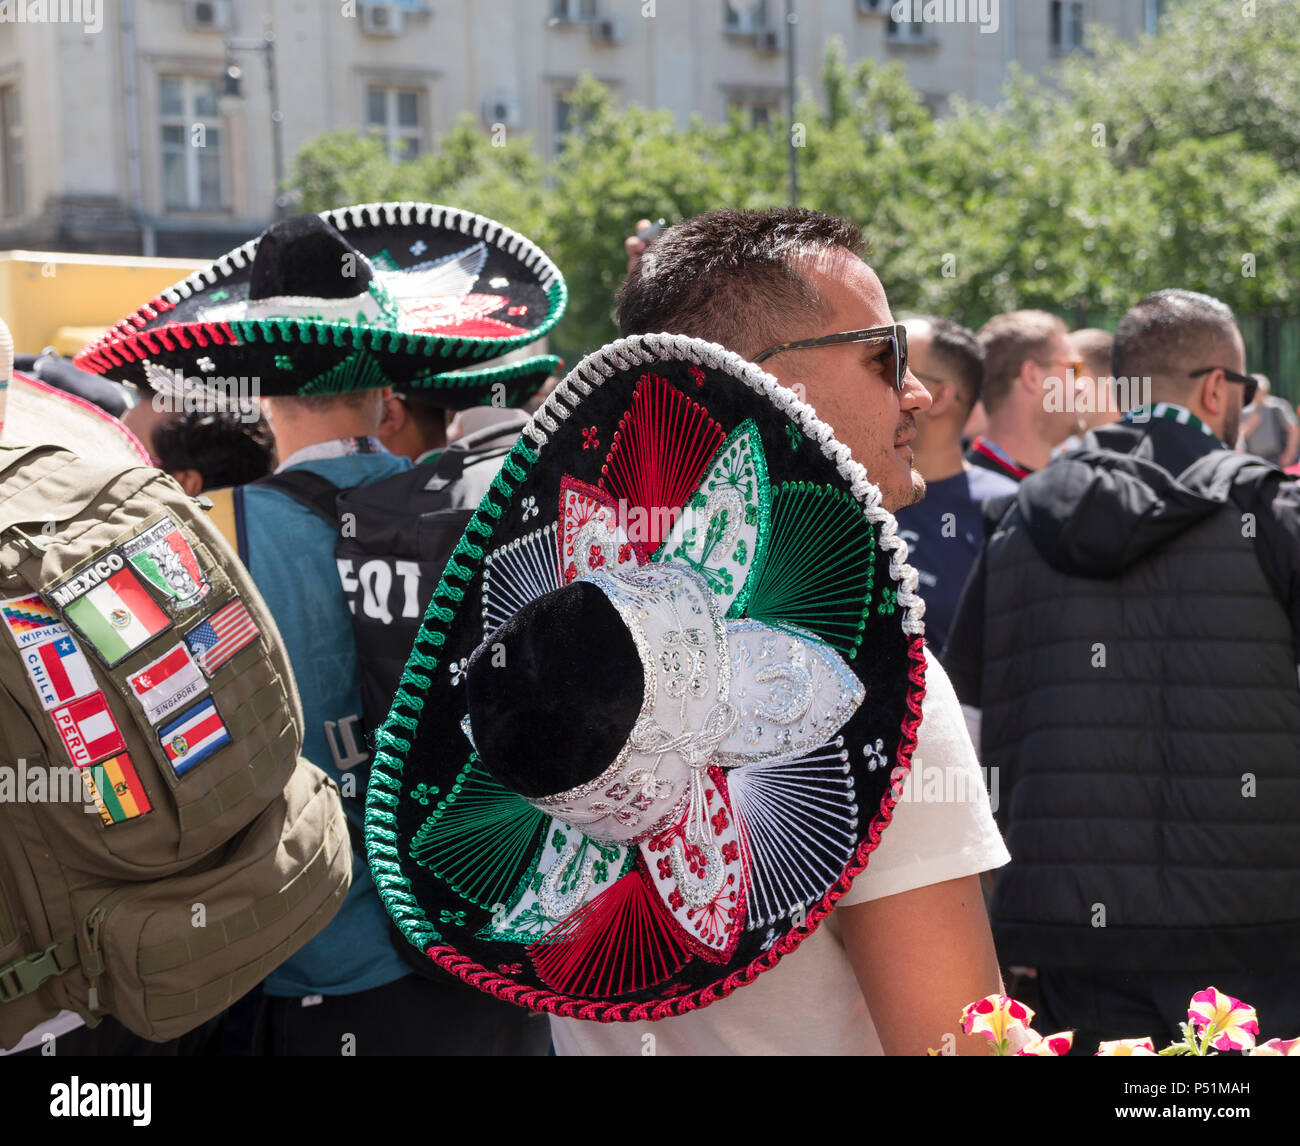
0;443;352;1049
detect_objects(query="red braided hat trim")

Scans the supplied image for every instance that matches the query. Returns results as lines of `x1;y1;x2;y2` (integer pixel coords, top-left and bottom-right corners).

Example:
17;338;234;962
75;320;237;374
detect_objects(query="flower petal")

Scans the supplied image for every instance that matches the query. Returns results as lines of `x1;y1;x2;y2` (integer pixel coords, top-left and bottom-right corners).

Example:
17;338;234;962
1096;1037;1158;1057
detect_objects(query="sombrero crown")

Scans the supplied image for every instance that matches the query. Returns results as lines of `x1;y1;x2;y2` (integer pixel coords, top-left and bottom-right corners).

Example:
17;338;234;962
367;334;927;1020
75;202;566;404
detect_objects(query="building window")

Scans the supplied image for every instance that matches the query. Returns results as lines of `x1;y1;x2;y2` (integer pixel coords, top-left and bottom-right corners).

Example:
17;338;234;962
160;76;224;210
367;86;422;161
723;0;770;33
724;88;782;130
0;85;23;218
550;0;597;21
1050;1;1086;54
886;10;933;43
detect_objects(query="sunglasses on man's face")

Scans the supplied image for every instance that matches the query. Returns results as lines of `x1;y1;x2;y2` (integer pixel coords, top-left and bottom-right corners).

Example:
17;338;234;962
1189;366;1257;406
753;324;910;393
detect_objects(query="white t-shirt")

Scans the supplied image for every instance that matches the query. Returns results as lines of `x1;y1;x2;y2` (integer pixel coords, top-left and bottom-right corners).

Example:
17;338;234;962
549;649;1010;1056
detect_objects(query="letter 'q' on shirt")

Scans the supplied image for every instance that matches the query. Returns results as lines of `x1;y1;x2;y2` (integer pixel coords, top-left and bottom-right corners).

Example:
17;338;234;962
548;649;1010;1057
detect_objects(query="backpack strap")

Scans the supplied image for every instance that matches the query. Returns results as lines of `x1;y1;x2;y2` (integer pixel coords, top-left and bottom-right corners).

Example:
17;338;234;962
0;938;79;1004
250;471;341;526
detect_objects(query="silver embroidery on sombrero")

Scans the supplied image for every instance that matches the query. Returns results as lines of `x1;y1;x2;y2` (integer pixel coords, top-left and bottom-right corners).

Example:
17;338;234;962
716;621;865;766
480;522;561;639
559;477;641;584
724;741;860;928
477;818;631;944
527;564;729;843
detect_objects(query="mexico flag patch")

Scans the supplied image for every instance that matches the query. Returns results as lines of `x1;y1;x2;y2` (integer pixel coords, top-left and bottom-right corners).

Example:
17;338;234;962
158;698;231;777
82;753;152;826
50;556;171;666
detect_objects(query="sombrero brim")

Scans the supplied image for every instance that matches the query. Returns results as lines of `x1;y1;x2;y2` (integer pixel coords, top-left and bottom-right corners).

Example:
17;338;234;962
408;353;562;411
366;333;928;1021
73;202;566;401
2;371;150;467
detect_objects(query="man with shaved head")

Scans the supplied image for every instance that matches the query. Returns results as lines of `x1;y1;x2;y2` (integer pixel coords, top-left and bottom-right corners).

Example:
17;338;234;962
946;289;1300;1051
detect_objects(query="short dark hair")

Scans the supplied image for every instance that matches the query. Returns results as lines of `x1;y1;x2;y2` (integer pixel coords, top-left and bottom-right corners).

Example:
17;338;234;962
909;315;984;412
154;410;274;489
616;207;867;359
1112;290;1238;399
1071;328;1114;377
976;310;1068;414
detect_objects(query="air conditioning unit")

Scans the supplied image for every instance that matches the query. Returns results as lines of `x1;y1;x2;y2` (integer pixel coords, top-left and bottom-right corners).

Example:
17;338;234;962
361;2;405;37
481;96;520;129
589;17;623;45
185;0;233;32
754;26;783;53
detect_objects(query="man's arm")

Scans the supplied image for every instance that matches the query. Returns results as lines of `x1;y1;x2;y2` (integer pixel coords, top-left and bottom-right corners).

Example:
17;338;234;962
839;874;1004;1056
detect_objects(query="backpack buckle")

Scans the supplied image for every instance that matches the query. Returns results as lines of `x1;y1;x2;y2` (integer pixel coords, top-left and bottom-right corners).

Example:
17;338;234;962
0;940;76;1002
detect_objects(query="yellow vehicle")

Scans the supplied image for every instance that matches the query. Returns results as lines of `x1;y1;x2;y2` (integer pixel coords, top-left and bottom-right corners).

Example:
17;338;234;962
0;250;203;357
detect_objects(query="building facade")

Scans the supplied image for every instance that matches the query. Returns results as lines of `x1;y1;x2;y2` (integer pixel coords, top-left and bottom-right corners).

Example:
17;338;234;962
0;0;1164;257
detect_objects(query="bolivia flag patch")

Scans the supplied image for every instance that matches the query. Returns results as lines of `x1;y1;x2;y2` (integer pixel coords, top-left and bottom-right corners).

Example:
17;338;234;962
82;753;152;825
51;692;127;769
56;564;171;666
158;698;231;777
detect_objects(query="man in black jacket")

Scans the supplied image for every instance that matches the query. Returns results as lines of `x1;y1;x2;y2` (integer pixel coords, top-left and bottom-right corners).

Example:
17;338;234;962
945;289;1300;1051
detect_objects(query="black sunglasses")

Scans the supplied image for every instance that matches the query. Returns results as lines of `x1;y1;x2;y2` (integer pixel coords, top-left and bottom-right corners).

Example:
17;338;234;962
753;324;909;393
1189;366;1257;406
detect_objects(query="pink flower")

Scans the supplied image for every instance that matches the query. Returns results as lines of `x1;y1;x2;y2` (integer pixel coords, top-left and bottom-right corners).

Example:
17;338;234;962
1250;1036;1300;1057
1096;1037;1158;1057
962;995;1035;1051
1017;1031;1074;1056
1187;987;1259;1052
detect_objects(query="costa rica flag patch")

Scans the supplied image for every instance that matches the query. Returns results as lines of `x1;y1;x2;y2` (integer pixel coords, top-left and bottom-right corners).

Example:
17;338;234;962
158;698;231;777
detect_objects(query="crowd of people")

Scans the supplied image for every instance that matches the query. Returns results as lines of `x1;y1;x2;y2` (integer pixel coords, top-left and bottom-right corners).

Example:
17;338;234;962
2;201;1297;1058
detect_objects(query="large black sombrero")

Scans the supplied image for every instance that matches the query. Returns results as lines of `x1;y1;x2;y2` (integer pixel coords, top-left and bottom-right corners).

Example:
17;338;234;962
366;334;927;1020
74;203;565;406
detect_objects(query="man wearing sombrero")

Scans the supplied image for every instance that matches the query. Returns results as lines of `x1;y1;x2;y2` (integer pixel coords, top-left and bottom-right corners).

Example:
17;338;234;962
364;207;1009;1055
78;202;565;1054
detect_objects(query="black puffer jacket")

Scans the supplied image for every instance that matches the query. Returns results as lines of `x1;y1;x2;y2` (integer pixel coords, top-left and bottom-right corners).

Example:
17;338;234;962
945;419;1300;971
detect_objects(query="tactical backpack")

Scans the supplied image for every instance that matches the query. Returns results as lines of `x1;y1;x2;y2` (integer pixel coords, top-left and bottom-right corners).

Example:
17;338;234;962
212;420;524;790
0;443;352;1050
206;422;522;981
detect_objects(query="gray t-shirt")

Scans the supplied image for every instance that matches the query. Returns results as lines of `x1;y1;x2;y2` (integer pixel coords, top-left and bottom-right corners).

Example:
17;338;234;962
1246;396;1298;462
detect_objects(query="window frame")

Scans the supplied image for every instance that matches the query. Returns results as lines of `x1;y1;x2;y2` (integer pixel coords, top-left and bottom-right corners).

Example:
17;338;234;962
158;73;226;212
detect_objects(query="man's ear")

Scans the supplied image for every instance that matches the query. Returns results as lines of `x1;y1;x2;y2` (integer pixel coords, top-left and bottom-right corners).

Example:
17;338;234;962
171;468;204;497
1018;358;1043;399
376;390;404;438
1197;369;1226;421
926;380;959;419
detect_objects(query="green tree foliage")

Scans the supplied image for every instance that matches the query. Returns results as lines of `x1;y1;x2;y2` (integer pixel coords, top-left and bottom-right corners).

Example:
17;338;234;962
287;0;1298;361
